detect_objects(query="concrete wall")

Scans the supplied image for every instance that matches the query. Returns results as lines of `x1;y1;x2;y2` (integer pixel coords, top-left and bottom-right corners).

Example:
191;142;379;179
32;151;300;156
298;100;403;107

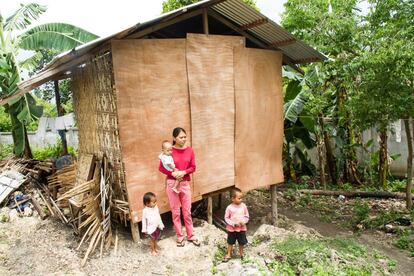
0;128;78;149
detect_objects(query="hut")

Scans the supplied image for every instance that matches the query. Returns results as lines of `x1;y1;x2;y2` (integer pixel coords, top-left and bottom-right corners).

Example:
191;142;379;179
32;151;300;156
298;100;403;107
3;0;325;240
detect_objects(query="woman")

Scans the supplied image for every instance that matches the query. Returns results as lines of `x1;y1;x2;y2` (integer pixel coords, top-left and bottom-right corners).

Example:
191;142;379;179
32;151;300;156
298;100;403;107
159;127;200;247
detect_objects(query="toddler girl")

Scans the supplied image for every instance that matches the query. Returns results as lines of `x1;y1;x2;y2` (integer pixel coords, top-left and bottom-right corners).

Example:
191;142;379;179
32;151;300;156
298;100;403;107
223;188;249;262
142;192;165;256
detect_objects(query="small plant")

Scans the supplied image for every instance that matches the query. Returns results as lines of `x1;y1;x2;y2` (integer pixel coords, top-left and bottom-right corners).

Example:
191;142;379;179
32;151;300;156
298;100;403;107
395;229;414;257
212;243;226;266
349;199;370;228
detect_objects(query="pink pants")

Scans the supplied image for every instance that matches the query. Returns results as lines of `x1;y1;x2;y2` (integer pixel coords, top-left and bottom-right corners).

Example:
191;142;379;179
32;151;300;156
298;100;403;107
165;179;194;241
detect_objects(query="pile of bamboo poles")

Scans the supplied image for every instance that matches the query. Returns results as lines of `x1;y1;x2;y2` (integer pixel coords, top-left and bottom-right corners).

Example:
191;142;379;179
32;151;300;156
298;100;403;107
57;155;113;266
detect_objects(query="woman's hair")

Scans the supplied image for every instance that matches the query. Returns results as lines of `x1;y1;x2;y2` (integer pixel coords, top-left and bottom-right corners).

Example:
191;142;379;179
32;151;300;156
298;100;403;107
143;192;155;206
172;127;186;145
230;187;242;198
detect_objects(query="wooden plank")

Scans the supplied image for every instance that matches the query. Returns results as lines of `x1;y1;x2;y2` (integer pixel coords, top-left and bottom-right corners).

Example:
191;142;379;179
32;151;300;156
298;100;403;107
112;39;191;219
186;33;245;197
234;48;284;192
70;154;95;207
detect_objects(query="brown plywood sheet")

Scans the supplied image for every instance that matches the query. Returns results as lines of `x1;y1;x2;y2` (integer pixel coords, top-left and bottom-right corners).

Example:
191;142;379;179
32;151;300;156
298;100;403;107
234;48;284;191
112;39;191;217
186;34;245;197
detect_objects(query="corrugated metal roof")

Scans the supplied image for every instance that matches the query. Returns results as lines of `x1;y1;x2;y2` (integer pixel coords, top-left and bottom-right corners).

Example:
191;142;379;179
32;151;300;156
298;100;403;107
1;0;326;105
211;0;325;63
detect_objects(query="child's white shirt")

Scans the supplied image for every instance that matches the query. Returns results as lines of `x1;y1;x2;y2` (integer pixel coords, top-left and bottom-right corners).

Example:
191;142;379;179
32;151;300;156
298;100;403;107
158;153;175;172
141;205;165;234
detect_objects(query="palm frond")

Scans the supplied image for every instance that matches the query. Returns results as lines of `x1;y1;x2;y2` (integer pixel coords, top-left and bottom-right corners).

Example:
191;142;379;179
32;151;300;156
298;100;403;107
5;3;46;31
18;23;99;52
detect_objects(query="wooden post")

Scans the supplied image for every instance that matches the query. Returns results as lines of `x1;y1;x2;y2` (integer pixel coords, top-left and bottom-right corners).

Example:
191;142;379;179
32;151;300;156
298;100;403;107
270;184;278;226
202;8;209;35
54;80;68;155
218;194;222;209
130;211;141;242
207;197;213;224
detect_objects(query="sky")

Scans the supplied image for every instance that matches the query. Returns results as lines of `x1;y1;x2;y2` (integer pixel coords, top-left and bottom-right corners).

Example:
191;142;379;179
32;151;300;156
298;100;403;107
2;0;288;37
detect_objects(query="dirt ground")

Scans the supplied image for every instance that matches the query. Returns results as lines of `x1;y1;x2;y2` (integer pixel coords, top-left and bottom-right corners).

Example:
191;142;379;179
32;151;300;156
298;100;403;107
0;190;412;275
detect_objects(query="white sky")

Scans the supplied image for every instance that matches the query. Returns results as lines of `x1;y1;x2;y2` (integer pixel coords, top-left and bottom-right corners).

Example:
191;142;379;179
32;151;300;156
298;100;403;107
2;0;287;37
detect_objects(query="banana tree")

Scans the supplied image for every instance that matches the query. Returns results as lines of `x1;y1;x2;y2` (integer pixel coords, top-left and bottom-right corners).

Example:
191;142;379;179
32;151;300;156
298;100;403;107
0;3;98;157
283;69;316;181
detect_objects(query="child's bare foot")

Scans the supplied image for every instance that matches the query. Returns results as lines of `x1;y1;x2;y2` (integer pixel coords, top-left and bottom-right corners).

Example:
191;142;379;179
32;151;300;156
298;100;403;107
223;255;231;262
150;251;158;256
172;187;179;193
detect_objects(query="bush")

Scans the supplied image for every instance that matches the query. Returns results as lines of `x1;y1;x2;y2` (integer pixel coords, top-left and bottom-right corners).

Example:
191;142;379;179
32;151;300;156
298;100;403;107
32;143;76;160
0;144;13;160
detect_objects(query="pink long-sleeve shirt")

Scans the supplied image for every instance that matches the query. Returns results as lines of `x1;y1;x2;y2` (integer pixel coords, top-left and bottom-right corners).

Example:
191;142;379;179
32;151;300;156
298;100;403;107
225;203;249;232
158;146;196;181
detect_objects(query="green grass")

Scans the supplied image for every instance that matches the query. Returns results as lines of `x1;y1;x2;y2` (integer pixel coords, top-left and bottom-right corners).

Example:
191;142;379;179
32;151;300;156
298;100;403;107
268;236;395;275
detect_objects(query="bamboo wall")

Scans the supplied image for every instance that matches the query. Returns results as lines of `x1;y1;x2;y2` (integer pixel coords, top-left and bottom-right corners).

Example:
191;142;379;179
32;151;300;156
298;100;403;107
72;53;129;223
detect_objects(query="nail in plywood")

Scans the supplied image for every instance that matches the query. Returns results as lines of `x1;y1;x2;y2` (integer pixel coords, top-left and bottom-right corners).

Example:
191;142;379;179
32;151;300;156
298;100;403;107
234;48;284;191
186;33;245;197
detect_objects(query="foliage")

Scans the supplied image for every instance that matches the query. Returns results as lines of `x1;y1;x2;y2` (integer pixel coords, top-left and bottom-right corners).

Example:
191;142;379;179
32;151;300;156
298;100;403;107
395;229;414;257
0;144;13;160
0;3;97;156
268;236;395;275
162;0;258;13
32;142;76;160
31;50;72;104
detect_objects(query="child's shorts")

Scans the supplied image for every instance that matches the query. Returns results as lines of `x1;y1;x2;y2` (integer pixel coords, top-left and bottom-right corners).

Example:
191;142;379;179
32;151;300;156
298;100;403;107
149;228;162;240
227;231;248;245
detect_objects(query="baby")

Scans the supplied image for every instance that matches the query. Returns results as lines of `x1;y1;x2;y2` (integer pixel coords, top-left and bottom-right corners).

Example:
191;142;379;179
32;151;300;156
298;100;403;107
158;140;180;193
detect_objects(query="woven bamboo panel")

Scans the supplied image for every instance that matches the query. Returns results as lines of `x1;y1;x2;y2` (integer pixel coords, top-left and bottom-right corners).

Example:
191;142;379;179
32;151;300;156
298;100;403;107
186;34;245;197
72;53;128;222
111;39;191;217
234;48;284;191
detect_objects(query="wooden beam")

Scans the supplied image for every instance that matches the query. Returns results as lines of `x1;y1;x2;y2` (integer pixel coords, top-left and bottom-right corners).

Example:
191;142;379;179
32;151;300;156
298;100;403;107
240;18;268;30
127;9;203;39
203;8;209;34
208;9;304;74
270;184;278;226
207;197;213;224
270;38;296;47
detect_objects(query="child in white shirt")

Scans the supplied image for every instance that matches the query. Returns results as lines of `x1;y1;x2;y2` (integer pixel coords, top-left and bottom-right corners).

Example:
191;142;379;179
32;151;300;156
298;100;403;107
141;192;165;256
159;140;181;193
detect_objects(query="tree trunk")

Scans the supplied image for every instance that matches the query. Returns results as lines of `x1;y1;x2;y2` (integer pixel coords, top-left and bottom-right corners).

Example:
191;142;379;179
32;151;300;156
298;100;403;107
405;119;413;209
378;130;388;190
23;125;33;159
345;120;361;185
317;115;327;189
323;128;337;185
297;189;413;200
284;142;297;182
54;80;68;156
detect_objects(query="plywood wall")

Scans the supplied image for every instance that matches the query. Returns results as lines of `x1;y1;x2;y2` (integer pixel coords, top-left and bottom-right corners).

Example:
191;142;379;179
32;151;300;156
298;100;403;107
186;34;245;197
234;48;284;191
111;35;283;219
111;39;191;217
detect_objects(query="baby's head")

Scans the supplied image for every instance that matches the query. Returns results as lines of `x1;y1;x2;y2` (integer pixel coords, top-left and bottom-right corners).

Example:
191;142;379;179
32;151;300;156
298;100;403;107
230;188;243;205
162;140;173;156
143;192;157;208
